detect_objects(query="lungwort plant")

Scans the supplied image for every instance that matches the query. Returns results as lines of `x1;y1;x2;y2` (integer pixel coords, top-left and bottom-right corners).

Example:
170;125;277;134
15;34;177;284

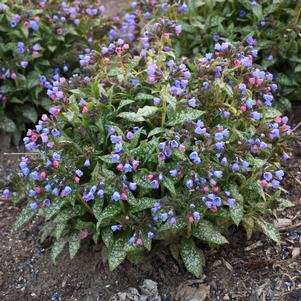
0;0;106;143
9;16;294;277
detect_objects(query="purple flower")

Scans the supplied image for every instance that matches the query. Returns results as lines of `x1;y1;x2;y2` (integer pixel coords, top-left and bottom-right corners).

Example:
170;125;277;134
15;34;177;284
161;213;168;222
193;211;201;221
275;170;284;180
151;180;159;189
186;179;193;189
227;198;236;208
272;179;280;189
263;172;273;181
147;231;154;239
153;97;161;106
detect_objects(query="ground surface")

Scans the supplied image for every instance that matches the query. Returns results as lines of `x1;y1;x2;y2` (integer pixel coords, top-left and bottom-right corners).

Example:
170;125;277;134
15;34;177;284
1;2;301;300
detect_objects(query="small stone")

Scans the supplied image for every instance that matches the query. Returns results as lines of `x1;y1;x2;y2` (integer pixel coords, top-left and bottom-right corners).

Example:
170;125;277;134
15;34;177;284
223;293;230;300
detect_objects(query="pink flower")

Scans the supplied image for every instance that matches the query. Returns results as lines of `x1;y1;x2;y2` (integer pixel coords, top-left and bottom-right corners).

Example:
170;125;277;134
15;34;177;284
52;161;59;168
274;116;282;123
57;28;63;35
147;74;156;84
120;193;127;200
131;160;139;170
136;238;143;246
147;174;154;181
203;186;209;193
178;144;186;152
234;59;241;67
41;114;49;121
81;229;90;239
82;106;89;113
188;216;194;223
248;78;256;85
256;78;264;85
116;163;124;172
241;105;247;112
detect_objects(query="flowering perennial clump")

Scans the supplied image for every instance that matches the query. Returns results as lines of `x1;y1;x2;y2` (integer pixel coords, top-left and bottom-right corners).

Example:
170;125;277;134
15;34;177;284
7;5;294;277
0;0;106;142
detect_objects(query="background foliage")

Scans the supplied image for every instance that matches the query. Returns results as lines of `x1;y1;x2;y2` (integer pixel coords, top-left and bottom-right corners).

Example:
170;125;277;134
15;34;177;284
0;0;106;143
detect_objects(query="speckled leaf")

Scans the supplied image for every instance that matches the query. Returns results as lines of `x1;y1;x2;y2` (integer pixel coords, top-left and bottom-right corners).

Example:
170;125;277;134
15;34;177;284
117;99;135;111
167;108;205;126
108;238;127;271
137;106;158;117
163;177;176;196
135;93;154;100
256;220;280;244
147;127;165;138
180;239;202;277
133;171;151;189
41;200;65;220
101;226;114;249
53;223;67;240
243;216;254;240
93;198;104;221
158;217;187;233
118;112;145;122
192;220;228;245
69;233;81;259
141;232;152;251
51;238;67;262
96;204;121;225
14;205;35;229
130;197;158;213
230;202;243;226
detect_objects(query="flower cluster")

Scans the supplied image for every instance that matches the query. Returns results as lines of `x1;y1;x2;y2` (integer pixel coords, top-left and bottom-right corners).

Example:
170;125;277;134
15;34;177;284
9;2;294;278
0;0;106;141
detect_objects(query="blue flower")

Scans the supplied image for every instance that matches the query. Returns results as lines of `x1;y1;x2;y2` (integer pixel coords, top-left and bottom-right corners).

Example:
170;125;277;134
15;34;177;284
112;192;120;201
213;171;223;179
30;202;38;211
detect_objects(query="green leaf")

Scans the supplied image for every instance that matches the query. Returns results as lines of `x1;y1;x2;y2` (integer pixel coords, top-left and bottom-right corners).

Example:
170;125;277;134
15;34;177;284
69;233;81;259
141;232;152;251
277;198;294;209
21;106;38;123
108;238;127;271
163;177;176;196
135;93;154;100
101;226;114;249
147;127;165;138
230;201;243;226
0;116;17;133
118;112;145;122
51;238;67;262
41;200;65;220
180;239;202;277
167;108;205;126
96;204;121;225
130;197;158;213
264;107;281;119
192;220;228;245
48;45;57;52
14;205;35;229
53;223;66;240
137;106;158;117
117;99;135;111
243;216;254;240
256;220;280;244
133;170;151;189
158;217;187;233
93;198;103;221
